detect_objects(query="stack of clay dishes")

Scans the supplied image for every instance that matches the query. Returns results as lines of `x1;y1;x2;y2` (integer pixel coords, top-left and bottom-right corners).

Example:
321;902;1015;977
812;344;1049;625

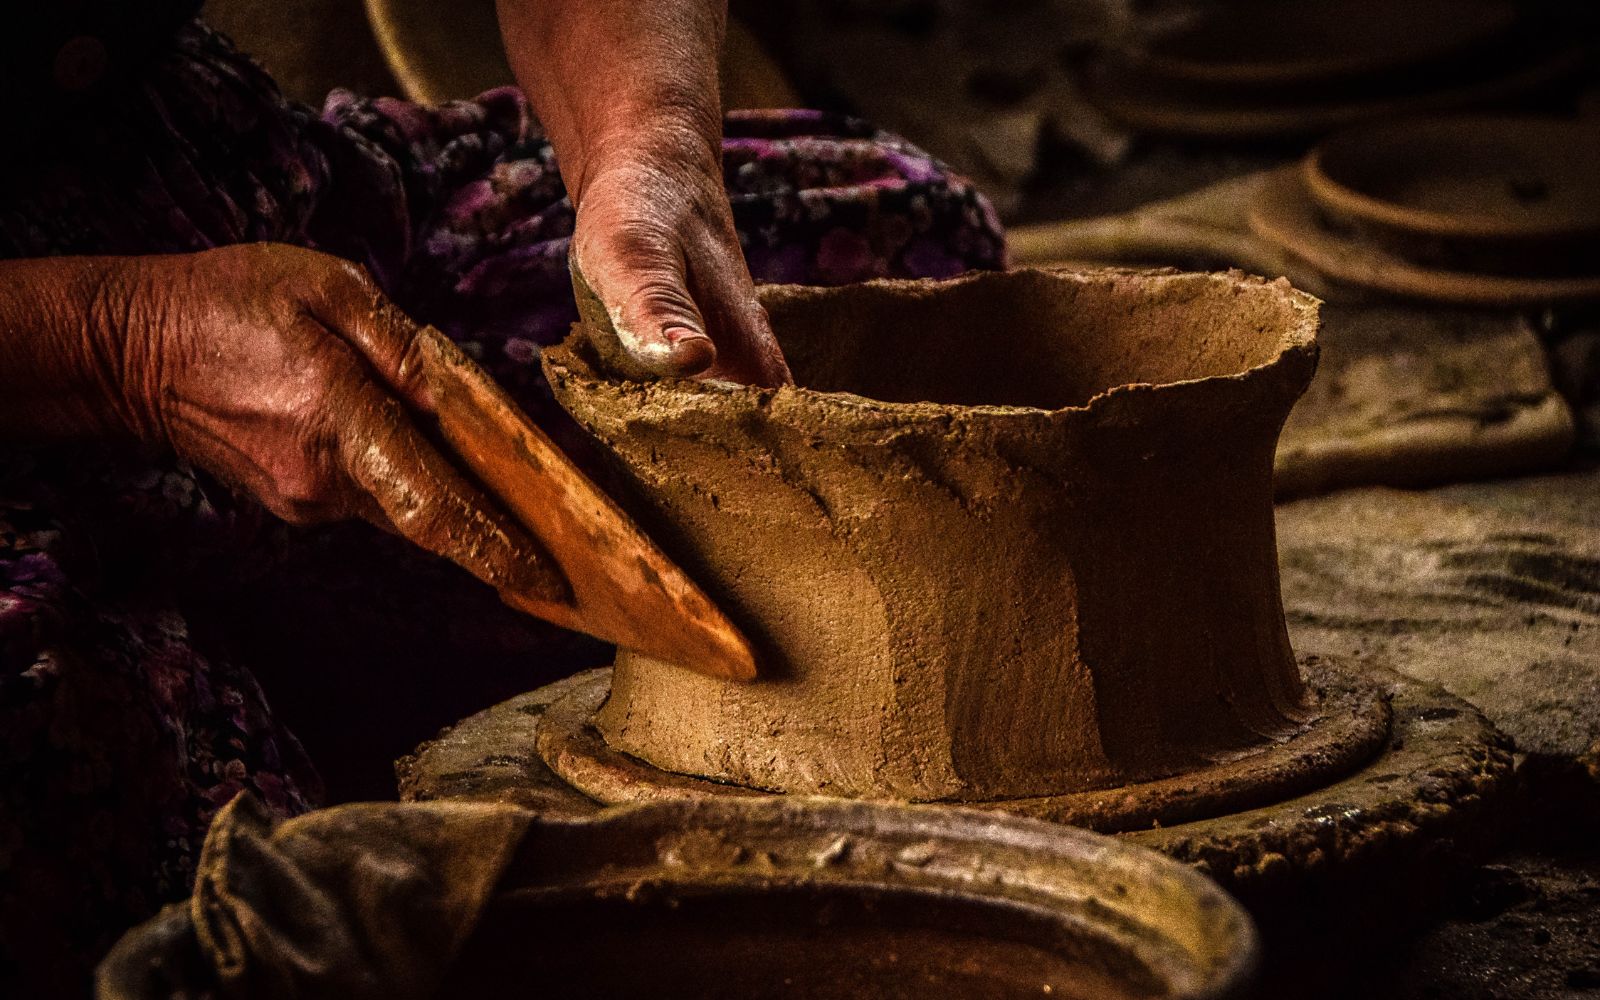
1249;115;1600;305
1085;0;1585;140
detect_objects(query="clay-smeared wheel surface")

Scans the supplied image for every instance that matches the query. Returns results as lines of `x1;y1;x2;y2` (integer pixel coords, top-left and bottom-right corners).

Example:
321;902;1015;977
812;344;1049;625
546;268;1318;801
535;658;1391;833
400;661;1515;900
440;797;1258;1000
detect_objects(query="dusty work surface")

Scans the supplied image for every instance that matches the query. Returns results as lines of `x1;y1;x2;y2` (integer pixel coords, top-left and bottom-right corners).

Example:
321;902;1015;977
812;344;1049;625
1275;462;1600;999
1278;465;1600;771
1346;842;1600;1000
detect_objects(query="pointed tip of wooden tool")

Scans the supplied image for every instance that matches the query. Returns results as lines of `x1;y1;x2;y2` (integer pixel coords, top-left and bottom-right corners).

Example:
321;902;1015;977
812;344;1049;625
421;325;761;684
628;604;760;682
568;541;761;682
500;587;759;683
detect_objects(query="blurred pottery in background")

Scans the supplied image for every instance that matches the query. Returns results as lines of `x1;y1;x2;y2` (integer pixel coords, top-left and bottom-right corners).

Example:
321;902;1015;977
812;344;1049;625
1250;115;1600;306
1132;0;1516;90
1303;116;1600;272
1087;0;1587;140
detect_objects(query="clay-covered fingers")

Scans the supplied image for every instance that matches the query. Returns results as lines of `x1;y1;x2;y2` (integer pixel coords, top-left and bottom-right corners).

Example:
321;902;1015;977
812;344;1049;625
687;230;791;387
571;170;791;388
573;217;721;378
303;258;439;414
326;375;572;607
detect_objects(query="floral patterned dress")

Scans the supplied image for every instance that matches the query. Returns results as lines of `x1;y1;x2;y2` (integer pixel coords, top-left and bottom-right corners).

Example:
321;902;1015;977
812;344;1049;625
0;7;1006;992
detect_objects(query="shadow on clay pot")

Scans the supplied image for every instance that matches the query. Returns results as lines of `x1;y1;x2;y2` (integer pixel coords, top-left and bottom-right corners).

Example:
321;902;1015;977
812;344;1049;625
545;267;1320;802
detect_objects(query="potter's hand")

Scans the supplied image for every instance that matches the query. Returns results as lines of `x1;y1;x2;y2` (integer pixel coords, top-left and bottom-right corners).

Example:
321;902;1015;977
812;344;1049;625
496;0;791;387
571;138;791;386
0;246;562;602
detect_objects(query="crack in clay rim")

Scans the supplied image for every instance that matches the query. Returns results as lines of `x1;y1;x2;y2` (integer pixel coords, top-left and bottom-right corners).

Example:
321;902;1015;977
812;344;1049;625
533;658;1392;834
545;267;1322;425
494;794;1260;1000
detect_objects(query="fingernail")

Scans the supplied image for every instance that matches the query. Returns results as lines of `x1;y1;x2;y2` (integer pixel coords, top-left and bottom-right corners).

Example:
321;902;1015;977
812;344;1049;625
663;326;710;347
661;326;716;375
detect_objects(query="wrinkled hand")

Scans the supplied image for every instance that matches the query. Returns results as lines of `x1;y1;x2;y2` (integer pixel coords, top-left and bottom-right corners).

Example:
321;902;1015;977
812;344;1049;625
568;134;791;388
494;0;787;386
103;243;566;603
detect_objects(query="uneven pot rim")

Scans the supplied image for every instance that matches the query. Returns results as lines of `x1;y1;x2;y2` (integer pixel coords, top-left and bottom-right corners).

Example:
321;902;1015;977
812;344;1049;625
502;795;1258;1000
544;267;1320;431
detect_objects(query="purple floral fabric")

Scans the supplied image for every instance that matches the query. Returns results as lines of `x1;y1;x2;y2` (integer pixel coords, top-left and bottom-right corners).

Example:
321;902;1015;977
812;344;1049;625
0;17;1005;992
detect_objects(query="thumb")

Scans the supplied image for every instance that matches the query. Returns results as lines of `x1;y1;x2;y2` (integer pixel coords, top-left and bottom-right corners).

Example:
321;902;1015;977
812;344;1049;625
570;224;718;380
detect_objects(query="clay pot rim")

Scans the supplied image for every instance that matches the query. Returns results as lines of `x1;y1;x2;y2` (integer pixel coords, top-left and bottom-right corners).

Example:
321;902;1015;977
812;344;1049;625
547;267;1319;427
1304;115;1600;243
511;794;1259;999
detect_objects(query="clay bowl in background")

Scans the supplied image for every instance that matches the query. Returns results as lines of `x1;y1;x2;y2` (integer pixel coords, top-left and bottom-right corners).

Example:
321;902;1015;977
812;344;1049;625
443;797;1258;1000
1249;166;1600;305
1135;0;1515;90
1094;0;1519;139
1303;116;1600;274
1085;45;1585;141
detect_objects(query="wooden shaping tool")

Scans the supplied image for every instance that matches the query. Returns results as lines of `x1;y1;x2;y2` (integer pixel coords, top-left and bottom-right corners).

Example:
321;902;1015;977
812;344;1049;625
413;326;757;682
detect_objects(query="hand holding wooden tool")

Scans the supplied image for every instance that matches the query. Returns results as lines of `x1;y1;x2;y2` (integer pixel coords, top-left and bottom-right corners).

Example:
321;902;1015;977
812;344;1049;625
412;325;757;682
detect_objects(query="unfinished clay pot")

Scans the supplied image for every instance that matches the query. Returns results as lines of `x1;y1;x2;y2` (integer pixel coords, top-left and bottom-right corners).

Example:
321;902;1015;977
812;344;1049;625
544;268;1320;801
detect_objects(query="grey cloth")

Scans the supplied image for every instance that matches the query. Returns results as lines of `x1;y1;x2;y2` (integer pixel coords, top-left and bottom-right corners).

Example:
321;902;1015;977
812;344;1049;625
97;793;533;1000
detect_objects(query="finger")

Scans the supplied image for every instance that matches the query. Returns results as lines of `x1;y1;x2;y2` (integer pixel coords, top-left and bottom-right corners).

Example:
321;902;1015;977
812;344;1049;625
306;261;438;414
572;217;720;380
326;375;571;606
688;229;792;387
